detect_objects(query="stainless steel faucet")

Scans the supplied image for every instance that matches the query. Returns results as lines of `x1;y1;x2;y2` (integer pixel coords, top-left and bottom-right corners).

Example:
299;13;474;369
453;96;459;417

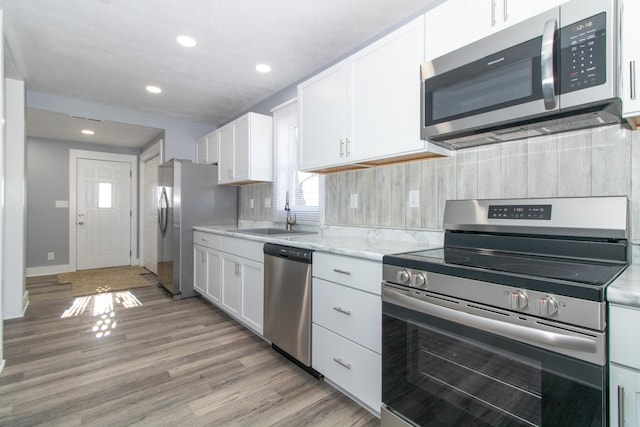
284;190;297;230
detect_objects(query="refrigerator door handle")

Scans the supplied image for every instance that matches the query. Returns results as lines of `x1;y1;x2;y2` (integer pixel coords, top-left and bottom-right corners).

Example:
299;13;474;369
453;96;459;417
159;187;169;237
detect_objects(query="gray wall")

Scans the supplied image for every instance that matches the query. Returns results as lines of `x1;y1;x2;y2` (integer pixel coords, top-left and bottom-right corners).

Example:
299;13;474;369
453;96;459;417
26;137;139;268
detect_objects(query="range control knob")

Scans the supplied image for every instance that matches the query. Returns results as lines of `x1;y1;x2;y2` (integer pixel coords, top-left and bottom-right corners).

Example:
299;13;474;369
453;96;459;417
509;291;528;310
538;296;558;317
414;273;427;289
397;270;411;284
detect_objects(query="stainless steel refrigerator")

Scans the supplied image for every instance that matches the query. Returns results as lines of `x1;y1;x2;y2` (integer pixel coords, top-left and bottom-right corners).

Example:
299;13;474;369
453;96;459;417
157;159;237;299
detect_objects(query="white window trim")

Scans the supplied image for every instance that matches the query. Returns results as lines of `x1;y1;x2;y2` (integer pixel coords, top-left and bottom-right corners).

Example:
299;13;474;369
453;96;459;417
270;98;320;225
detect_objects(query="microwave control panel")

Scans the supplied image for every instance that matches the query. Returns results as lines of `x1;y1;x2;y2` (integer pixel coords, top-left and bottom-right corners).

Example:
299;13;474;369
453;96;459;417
560;12;607;94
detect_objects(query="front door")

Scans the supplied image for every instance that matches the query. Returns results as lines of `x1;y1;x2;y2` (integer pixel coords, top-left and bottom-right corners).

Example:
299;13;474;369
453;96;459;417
76;158;132;270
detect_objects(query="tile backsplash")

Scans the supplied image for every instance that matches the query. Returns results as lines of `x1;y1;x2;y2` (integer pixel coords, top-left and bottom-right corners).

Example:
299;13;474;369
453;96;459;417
239;124;640;242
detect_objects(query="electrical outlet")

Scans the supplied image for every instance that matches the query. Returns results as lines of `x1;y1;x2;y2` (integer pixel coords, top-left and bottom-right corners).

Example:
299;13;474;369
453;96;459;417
48;252;55;261
249;198;254;209
408;190;420;208
350;193;358;209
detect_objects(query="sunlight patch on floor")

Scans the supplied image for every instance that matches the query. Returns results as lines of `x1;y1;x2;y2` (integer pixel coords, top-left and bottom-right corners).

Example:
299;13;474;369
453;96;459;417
60;290;144;338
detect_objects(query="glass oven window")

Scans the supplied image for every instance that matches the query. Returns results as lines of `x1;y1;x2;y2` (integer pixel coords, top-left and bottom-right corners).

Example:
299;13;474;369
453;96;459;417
382;302;605;426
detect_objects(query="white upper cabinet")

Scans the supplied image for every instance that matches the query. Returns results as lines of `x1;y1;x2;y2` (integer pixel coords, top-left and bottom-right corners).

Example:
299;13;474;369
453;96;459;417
195;130;220;165
196;137;208;164
298;60;350;171
621;0;640;124
425;0;567;60
217;112;273;185
350;16;427;162
298;16;448;173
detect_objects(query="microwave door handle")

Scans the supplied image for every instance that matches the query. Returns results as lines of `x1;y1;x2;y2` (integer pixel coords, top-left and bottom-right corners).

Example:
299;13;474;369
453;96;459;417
541;18;558;110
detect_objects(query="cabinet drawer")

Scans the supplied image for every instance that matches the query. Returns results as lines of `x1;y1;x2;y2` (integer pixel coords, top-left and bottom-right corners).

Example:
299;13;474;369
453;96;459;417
312;323;381;413
313;252;382;294
313;278;381;353
610;304;640;368
193;231;220;250
220;236;263;262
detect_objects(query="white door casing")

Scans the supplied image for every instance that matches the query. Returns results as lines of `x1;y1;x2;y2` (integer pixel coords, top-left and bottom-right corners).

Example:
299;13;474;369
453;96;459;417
143;154;160;273
76;158;131;270
69;150;138;272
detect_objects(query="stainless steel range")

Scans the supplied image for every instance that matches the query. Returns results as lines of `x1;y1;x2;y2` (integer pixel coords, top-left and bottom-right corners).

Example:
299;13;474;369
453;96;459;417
381;196;628;427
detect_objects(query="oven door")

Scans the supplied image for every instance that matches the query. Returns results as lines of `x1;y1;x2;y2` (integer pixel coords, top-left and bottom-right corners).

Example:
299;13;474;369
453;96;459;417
381;284;606;427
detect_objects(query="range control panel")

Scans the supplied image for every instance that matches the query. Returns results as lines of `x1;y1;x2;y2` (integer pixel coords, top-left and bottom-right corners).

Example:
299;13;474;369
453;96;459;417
488;204;552;220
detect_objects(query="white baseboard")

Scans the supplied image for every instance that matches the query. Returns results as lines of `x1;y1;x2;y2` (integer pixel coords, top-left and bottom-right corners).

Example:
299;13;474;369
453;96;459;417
26;264;73;277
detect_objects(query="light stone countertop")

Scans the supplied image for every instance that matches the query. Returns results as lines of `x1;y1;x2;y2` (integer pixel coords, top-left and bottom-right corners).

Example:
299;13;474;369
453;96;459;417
192;224;444;262
607;245;640;308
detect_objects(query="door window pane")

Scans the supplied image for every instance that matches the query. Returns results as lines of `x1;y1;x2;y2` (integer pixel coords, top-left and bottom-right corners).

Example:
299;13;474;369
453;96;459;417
98;182;112;208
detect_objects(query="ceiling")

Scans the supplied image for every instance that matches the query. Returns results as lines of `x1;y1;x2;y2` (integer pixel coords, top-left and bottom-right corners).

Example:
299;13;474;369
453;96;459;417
0;0;437;147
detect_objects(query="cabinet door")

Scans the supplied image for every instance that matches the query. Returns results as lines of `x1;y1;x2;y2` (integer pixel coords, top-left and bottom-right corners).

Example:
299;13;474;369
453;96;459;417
499;0;566;29
239;258;264;335
610;364;640;427
206;248;221;304
233;115;250;182
206;132;219;164
221;253;241;316
351;16;425;162
193;245;207;294
424;0;493;60
196;138;207;164
622;0;640;118
218;125;234;183
298;61;349;171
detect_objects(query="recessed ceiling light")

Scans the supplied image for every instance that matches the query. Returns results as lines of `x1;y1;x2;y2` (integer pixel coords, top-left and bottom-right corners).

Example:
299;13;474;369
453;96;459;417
146;85;162;94
256;64;271;73
81;129;95;135
176;35;197;47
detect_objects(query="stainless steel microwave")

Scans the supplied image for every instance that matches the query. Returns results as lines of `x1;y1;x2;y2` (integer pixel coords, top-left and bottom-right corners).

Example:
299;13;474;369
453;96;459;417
421;0;622;150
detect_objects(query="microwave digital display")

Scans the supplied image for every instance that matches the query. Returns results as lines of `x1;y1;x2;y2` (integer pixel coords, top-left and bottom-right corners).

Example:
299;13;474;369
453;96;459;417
559;13;607;94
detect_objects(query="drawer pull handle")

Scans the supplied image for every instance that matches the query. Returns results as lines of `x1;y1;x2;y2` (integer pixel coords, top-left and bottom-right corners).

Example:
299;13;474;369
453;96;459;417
333;268;351;276
333;357;351;370
200;238;208;242
333;306;352;316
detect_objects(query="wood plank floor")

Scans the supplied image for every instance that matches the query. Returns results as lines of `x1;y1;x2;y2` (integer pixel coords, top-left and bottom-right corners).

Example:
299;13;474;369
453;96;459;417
0;275;379;426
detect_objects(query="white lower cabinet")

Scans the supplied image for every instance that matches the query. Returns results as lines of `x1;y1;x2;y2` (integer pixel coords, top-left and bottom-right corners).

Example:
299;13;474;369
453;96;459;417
193;231;222;304
312;278;381;352
610;364;640;427
221;253;242;317
312;323;381;412
610;304;640;426
193;244;207;294
193;232;264;336
311;252;382;414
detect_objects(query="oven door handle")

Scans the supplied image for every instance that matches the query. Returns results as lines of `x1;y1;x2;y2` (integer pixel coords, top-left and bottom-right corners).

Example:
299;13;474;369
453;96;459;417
383;287;597;355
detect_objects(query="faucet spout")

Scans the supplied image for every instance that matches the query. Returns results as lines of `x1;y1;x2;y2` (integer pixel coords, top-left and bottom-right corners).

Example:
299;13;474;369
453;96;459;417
285;191;297;231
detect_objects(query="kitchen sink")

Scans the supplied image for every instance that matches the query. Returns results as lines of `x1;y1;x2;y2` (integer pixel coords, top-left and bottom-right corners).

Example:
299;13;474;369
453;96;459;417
231;227;316;236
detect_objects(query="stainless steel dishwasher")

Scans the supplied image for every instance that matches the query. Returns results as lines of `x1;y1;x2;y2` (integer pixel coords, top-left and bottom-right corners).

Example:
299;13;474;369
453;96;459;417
263;243;320;378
